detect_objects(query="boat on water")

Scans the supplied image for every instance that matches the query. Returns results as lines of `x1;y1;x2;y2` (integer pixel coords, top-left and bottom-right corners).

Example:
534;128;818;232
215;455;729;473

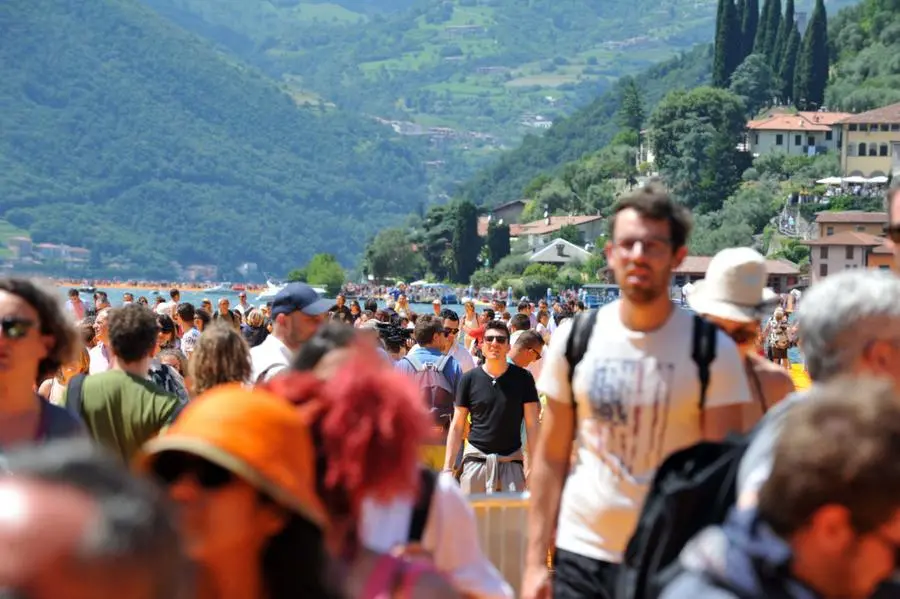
77;286;96;294
256;281;327;302
203;282;231;293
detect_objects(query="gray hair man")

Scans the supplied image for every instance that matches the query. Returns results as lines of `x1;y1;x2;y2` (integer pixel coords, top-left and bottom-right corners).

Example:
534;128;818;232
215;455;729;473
2;439;190;599
738;269;900;507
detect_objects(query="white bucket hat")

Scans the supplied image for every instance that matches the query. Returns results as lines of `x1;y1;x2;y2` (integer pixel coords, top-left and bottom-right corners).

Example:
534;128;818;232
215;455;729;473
687;247;778;323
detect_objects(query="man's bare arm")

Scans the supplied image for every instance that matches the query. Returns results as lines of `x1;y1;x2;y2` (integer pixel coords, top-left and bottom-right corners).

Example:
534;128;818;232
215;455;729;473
525;398;574;567
443;406;469;471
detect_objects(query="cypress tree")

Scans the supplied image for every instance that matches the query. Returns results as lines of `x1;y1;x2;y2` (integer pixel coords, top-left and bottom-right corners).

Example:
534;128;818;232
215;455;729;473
742;0;759;61
735;0;747;59
794;0;828;108
754;0;772;54
779;23;801;101
772;0;794;70
714;0;741;87
763;0;782;60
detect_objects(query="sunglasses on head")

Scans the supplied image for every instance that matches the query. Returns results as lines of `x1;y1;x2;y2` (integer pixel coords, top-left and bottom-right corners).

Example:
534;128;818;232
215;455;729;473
484;334;508;344
151;451;235;490
0;317;36;340
885;224;900;243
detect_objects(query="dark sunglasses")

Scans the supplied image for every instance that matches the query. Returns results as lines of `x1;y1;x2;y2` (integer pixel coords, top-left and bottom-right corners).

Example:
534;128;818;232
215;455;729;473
443;327;459;336
484;334;508;344
152;452;234;489
0;317;36;340
884;224;900;243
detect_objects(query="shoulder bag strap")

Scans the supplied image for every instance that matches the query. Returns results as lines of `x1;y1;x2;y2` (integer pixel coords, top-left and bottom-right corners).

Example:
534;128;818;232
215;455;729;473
564;309;599;405
65;373;87;420
692;314;717;411
407;468;437;544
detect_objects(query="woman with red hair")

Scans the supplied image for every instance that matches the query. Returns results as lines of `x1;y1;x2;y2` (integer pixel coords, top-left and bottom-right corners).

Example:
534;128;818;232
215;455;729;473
262;354;461;599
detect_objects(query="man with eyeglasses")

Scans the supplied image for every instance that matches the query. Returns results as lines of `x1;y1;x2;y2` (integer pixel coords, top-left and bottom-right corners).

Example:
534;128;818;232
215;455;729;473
524;185;751;599
886;185;900;272
441;308;475;373
445;320;540;494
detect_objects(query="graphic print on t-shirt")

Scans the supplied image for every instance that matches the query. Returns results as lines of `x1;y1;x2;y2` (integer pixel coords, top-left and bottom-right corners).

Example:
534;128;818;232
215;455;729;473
585;356;675;484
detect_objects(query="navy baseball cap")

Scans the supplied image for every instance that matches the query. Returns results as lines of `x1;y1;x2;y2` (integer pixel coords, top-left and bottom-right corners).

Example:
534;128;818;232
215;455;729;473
271;283;331;317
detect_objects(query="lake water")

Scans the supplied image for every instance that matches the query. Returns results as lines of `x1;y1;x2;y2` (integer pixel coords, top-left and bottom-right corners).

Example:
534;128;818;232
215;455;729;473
61;286;467;317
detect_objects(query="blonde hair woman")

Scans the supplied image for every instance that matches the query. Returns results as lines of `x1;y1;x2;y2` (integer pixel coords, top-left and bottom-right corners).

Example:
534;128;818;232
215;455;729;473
242;308;269;348
39;346;90;407
189;324;252;396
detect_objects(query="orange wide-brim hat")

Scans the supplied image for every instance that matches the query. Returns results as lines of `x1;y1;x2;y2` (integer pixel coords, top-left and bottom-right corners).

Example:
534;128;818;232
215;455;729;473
136;384;328;529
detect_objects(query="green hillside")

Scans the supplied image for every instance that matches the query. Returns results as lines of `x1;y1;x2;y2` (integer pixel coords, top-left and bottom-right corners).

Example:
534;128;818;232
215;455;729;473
460;45;715;206
0;0;428;277
140;0;728;144
826;0;900;110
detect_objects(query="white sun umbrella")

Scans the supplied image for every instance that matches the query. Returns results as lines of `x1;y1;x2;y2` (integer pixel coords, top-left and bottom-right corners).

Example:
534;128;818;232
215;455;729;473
816;176;843;185
867;175;889;184
843;175;868;184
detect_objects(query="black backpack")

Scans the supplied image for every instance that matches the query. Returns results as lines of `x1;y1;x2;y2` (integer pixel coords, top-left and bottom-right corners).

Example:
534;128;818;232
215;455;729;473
565;308;748;599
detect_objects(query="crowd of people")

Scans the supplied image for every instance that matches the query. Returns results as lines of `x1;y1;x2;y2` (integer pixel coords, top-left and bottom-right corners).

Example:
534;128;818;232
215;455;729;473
2;184;900;599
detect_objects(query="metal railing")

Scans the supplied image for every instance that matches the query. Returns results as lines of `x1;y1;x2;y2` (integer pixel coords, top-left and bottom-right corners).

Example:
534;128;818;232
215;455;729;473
468;492;530;598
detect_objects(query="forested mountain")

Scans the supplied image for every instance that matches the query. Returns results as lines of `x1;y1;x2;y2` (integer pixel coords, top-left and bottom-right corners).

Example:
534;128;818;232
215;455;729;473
0;0;429;277
460;45;715;206
827;0;900;110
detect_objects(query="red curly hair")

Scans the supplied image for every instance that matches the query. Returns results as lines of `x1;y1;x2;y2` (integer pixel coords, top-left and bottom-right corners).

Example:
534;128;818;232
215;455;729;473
262;354;430;522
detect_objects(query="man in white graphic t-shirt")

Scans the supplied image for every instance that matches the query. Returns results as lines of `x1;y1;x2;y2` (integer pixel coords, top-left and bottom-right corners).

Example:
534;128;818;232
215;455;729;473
522;185;752;599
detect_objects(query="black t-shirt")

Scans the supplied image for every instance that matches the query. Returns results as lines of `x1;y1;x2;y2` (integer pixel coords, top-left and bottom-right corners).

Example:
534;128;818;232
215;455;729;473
455;364;539;455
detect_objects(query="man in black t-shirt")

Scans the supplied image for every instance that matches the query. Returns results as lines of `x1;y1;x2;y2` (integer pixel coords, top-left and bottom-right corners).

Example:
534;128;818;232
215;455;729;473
443;320;540;494
329;293;353;323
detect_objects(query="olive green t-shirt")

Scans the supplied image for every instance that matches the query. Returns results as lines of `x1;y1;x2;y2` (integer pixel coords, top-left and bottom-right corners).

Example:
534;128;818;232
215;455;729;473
77;370;179;463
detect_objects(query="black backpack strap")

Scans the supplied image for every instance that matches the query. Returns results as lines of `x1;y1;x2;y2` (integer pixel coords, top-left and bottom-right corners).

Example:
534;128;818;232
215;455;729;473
692;314;718;411
65;373;87;419
564;309;599;405
255;363;287;384
408;468;437;543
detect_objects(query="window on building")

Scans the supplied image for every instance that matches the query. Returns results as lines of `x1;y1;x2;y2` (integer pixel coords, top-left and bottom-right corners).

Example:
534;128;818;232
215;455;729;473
849;124;858;131
881;265;891;270
820;263;828;277
776;134;784;145
856;225;865;232
795;134;802;146
869;143;878;156
826;226;834;235
881;124;890;132
846;246;854;259
754;133;759;144
859;142;867;156
825;130;833;141
821;246;829;259
808;136;815;146
892;124;900;132
848;144;857;157
880;143;889;156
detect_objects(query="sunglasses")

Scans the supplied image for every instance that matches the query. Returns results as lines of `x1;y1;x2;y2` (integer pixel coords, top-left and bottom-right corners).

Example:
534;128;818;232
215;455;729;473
152;452;234;490
443;327;459;336
0;317;36;340
885;224;900;243
484;335;508;344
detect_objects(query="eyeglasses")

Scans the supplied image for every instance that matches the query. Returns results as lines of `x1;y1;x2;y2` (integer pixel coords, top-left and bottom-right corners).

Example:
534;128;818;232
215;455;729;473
884;224;900;243
0;317;36;340
484;335;508;344
152;452;235;489
443;327;459;336
612;237;672;257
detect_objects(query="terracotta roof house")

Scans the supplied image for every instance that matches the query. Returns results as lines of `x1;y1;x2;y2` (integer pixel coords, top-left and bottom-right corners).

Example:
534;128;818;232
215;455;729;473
746;110;851;157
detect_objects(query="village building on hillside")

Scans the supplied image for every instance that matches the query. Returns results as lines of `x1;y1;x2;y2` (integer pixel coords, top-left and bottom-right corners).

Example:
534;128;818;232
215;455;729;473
525;238;592;266
803;210;892;282
839;102;900;178
814;211;887;238
746;110;851;157
673;256;801;291
512;215;604;250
